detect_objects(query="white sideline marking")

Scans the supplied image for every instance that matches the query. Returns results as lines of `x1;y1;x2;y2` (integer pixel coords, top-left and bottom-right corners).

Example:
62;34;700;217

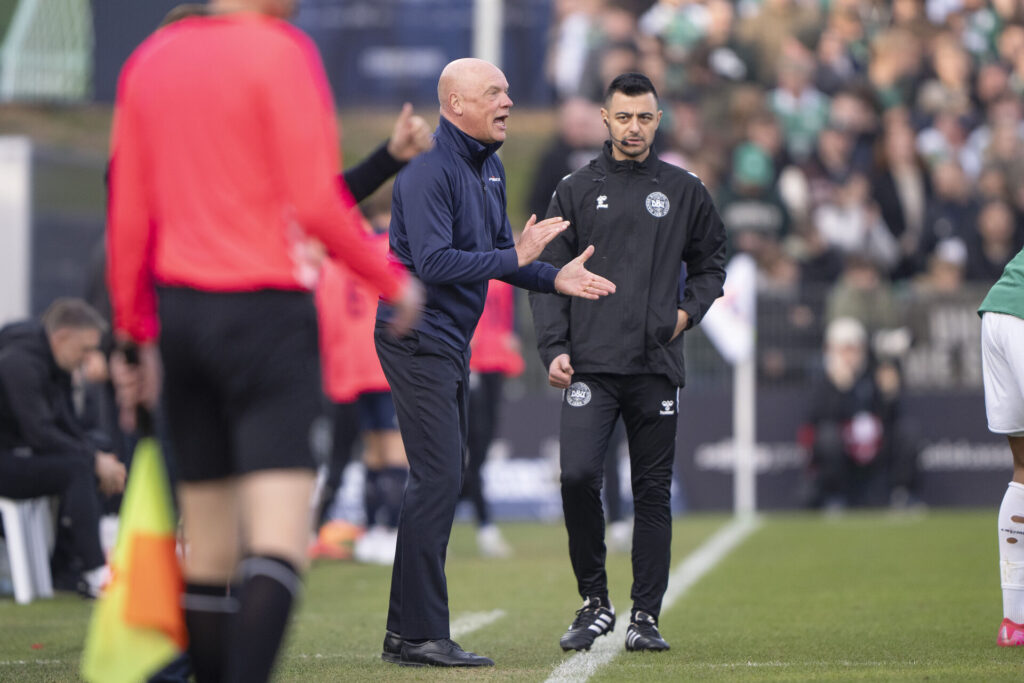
451;609;506;639
661;515;760;609
695;660;886;669
545;516;761;683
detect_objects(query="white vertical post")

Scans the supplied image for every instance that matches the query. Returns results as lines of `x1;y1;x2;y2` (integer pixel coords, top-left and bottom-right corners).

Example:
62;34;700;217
473;0;503;67
733;353;756;517
0;136;32;326
697;252;758;518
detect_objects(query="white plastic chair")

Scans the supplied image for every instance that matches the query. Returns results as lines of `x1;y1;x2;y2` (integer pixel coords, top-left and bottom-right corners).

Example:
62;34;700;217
0;497;54;604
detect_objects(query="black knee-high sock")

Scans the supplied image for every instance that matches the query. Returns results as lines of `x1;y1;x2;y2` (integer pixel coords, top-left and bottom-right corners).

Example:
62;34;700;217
364;468;381;527
362;471;382;528
378;466;408;528
183;582;239;683
226;555;301;683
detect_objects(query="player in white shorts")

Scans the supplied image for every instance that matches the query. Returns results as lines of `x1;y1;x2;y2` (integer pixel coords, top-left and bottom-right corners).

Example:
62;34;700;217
979;245;1024;647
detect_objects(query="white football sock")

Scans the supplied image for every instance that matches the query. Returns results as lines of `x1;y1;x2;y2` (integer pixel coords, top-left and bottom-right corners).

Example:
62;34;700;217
998;482;1024;624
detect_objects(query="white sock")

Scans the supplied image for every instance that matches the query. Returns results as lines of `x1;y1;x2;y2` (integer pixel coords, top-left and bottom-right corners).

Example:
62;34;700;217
998;482;1024;624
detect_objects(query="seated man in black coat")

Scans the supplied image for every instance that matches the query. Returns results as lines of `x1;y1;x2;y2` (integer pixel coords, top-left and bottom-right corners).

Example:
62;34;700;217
0;298;126;596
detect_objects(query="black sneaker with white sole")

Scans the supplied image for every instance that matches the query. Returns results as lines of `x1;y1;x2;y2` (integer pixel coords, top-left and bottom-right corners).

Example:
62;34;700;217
625;610;670;652
559;597;615;651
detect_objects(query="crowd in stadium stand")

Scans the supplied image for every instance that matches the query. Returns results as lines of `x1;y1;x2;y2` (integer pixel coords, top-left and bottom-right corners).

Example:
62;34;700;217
533;0;1024;390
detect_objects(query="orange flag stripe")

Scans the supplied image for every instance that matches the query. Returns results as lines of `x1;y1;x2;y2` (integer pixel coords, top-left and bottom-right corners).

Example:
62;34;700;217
125;533;187;650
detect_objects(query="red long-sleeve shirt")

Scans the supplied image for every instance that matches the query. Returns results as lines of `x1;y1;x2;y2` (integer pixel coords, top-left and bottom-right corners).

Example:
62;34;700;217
107;13;406;343
316;234;391;403
469;280;524;377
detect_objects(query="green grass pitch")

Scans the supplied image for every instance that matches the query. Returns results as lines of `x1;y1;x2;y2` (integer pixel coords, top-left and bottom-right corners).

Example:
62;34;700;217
1;510;1022;681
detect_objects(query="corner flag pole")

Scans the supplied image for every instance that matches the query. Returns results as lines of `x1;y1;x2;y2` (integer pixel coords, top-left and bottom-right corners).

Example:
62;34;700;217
698;253;758;518
733;351;756;517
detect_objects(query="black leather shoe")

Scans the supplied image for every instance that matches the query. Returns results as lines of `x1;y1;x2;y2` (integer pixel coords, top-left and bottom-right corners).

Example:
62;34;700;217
381;630;402;663
399;639;495;667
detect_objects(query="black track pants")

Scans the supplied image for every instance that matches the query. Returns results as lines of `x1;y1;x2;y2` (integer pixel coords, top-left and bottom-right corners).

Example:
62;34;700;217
375;326;469;640
0;450;105;572
559;373;678;618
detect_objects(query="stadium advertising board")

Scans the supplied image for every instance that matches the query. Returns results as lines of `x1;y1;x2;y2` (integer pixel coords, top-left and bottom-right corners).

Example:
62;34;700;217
487;389;1009;514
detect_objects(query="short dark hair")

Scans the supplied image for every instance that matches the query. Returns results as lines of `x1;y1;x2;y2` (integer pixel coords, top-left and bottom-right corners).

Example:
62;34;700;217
42;298;108;335
605;72;658;103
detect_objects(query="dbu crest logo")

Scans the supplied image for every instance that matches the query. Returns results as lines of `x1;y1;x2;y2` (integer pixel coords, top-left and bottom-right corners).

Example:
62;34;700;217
659;399;675;416
645;191;669;217
566;382;592;407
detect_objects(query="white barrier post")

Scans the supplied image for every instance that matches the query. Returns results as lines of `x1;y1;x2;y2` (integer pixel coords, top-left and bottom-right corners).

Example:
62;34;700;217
473;0;503;67
733;353;756;517
0;136;31;327
698;253;758;518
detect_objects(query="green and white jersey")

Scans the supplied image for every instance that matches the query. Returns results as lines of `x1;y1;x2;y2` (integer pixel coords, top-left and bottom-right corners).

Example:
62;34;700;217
979;246;1024;320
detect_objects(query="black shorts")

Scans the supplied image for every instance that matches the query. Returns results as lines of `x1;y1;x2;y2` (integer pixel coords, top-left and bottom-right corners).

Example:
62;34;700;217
158;287;321;482
357;391;398;431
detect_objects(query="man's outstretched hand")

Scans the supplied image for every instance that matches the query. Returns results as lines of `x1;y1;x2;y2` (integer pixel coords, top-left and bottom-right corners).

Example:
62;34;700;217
553;245;616;300
515;214;570;267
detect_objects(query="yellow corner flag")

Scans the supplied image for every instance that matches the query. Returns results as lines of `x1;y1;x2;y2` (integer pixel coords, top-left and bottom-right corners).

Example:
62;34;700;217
81;438;186;683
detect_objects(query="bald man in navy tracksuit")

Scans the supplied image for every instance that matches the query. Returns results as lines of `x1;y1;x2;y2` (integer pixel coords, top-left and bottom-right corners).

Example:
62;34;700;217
374;58;615;668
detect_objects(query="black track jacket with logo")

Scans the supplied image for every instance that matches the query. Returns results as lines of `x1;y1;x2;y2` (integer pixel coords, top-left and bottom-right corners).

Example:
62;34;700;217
529;142;727;387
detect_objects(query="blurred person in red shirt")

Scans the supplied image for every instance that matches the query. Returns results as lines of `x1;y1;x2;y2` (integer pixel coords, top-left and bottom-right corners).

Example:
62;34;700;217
312;106;432;555
106;2;421;681
317;188;411;567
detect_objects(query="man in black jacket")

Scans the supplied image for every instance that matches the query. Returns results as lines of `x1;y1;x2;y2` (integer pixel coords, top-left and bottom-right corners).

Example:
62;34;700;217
0;298;126;597
530;72;727;653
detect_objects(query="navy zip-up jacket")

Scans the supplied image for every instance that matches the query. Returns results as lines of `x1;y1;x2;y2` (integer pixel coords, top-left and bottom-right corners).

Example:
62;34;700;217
378;116;559;351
